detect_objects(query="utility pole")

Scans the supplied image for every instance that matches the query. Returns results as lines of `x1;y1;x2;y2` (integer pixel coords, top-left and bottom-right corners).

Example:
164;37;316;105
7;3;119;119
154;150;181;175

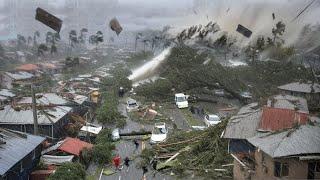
31;84;39;135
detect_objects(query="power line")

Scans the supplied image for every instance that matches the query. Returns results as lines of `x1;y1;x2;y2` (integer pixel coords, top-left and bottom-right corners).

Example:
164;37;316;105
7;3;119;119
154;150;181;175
291;0;316;22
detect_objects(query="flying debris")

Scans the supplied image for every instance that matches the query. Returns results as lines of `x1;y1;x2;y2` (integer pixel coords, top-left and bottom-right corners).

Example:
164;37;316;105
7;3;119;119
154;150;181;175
272;13;275;20
206;15;209;20
35;8;62;33
226;8;230;13
109;18;123;36
292;0;316;22
236;24;252;38
193;10;197;15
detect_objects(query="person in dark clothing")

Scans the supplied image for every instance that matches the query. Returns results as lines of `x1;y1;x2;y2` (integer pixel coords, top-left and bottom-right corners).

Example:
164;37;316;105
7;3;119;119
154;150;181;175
133;139;139;150
124;157;130;172
142;166;148;175
152;159;158;170
190;105;195;114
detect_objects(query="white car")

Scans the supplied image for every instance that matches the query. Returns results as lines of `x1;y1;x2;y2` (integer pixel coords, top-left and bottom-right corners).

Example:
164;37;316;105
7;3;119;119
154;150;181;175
204;114;221;127
150;122;168;144
126;99;139;112
175;93;188;109
112;128;120;141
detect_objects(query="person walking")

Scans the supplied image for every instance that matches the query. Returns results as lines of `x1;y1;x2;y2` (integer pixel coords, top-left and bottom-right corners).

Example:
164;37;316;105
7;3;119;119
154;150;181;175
133;139;139;152
112;154;121;171
142;166;148;180
124;156;130;172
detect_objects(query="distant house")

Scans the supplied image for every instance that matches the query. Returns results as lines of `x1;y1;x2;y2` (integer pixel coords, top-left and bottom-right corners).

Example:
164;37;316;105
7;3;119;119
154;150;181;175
223;103;320;180
1;71;35;89
0;129;45;180
15;64;39;73
0;89;16;105
37;63;62;75
278;82;320;108
267;94;309;113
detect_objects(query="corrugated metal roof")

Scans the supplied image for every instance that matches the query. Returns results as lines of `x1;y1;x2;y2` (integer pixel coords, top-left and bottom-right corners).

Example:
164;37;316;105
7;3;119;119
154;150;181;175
0;129;45;175
267;94;308;113
248;124;320;158
259;107;309;131
5;71;34;80
223;103;262;139
0;105;71;125
18;93;69;105
0;89;16;98
278;82;320;93
57;137;93;156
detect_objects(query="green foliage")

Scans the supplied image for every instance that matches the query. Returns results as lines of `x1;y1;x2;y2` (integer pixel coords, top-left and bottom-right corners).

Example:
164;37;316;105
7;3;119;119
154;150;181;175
48;162;86;180
80;147;93;167
135;78;173;101
92;143;115;165
95;128;113;144
126;51;153;68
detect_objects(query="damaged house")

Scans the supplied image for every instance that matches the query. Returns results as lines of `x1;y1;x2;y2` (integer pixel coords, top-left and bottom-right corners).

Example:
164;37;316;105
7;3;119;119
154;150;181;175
278;82;320;108
0;71;35;89
0;93;73;139
223;97;320;180
0;129;45;180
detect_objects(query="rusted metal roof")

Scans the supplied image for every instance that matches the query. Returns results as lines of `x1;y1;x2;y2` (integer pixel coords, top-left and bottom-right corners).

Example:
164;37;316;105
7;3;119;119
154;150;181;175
259;107;309;132
16;63;39;71
57;137;93;156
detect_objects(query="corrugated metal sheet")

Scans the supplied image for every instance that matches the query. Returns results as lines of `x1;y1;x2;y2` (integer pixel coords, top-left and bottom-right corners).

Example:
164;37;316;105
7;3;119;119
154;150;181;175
278;82;320;93
0;89;16;98
57;137;93;156
0;129;45;175
248;124;320;158
0;105;71;125
259;107;309;131
223;103;262;139
267;94;308;113
5;71;34;80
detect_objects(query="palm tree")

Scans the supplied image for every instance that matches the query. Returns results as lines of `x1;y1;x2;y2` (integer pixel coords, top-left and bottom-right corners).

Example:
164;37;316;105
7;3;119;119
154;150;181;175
17;34;26;49
38;43;48;56
69;30;78;48
79;28;88;45
33;31;40;47
50;33;60;54
135;33;142;51
27;36;33;46
46;32;53;45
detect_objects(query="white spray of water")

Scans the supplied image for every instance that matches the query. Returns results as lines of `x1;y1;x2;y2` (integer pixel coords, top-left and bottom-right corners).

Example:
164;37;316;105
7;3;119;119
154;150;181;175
128;47;172;82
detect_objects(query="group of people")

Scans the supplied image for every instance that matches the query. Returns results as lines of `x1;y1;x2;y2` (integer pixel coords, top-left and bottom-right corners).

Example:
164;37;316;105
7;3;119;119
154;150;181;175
112;139;149;177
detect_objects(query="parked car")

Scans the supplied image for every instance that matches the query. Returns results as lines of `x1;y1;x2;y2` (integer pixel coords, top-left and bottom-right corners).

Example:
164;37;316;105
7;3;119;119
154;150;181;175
112;128;120;141
150;122;168;144
204;114;221;127
175;93;188;109
126;99;139;112
214;89;225;97
240;91;252;99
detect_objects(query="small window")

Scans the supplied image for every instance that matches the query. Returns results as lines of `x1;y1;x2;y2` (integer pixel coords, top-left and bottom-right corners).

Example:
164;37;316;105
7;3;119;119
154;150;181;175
274;162;289;177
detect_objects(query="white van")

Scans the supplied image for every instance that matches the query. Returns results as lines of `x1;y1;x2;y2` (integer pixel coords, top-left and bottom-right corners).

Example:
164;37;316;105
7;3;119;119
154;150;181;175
175;93;188;109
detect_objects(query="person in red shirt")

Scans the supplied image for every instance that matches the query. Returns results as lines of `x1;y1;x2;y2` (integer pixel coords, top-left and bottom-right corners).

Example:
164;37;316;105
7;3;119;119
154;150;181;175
113;154;121;170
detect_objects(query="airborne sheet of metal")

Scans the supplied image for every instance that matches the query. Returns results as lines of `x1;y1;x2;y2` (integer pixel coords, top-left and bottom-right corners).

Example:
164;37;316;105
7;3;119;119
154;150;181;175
35;8;62;33
236;24;252;38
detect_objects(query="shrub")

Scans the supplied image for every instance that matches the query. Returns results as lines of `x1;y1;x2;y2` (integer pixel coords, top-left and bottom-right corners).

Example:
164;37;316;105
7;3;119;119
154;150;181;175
48;162;86;180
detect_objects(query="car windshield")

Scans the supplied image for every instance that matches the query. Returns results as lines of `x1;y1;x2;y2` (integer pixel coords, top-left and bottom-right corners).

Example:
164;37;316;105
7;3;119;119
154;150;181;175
176;96;186;102
128;102;137;107
153;127;167;134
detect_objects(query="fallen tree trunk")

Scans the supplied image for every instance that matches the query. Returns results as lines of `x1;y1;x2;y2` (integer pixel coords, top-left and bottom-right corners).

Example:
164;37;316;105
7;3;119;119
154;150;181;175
119;131;151;136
